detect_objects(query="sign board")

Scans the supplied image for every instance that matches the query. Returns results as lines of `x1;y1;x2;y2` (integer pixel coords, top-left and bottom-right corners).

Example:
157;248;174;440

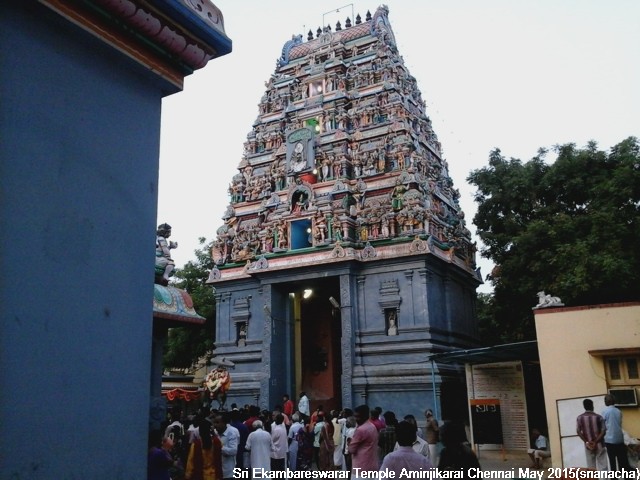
470;398;503;445
466;361;530;449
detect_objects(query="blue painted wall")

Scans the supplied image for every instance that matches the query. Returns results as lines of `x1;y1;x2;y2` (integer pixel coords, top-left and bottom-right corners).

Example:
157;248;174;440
1;2;168;477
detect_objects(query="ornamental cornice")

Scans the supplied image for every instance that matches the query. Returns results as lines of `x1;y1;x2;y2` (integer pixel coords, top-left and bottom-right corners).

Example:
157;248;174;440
39;0;232;90
206;238;479;284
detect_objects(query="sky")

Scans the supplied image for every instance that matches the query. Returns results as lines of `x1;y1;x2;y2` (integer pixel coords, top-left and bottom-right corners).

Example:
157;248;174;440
157;0;640;292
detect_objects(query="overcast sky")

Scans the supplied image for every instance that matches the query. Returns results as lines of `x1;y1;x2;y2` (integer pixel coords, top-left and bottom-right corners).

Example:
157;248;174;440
157;0;639;292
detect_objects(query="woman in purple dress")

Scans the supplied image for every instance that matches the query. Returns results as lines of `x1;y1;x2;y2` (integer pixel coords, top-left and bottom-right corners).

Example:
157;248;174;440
148;430;174;480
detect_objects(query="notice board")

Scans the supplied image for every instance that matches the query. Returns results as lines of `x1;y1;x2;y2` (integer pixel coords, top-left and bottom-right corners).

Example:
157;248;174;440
466;361;529;449
470;398;503;444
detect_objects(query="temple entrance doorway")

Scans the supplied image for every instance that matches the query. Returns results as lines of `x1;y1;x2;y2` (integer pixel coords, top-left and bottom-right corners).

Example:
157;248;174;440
280;276;342;413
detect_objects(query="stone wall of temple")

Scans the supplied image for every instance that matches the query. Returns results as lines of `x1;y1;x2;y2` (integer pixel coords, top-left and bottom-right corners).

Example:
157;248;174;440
207;6;480;417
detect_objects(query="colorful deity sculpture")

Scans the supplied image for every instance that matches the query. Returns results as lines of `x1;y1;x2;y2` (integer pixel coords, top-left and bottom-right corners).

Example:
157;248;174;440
204;365;232;409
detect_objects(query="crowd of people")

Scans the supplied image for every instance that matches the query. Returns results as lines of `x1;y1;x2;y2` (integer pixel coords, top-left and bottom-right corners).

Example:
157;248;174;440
148;391;479;480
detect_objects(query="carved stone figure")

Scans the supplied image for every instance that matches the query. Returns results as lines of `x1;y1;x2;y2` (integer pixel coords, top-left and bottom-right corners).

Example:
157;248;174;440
155;223;177;285
276;222;288;250
313;211;328;244
353;158;363;177
332;155;341;179
332;215;343;242
291;190;310;213
290;141;307;172
261;226;274;253
229;176;245;203
320;156;332;181
387;310;398;336
367;209;382;239
274;165;286;191
237;324;247;347
211;238;225;265
364;152;376;176
533;291;564;309
377;148;387;173
391;180;406;210
243;165;253;185
381;215;390;238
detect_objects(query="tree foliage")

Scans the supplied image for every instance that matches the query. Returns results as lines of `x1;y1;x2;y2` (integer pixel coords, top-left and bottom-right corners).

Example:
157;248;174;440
475;292;499;343
163;237;216;369
468;137;640;342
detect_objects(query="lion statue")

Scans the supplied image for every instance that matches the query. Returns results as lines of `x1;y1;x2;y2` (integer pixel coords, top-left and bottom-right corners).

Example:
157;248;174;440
533;291;564;309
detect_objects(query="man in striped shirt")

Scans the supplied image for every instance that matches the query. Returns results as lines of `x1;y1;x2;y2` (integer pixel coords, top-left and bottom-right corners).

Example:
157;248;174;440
576;398;607;470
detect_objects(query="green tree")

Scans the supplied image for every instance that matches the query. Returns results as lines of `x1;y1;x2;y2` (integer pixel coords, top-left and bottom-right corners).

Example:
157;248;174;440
163;237;216;368
475;292;500;344
468;137;640;342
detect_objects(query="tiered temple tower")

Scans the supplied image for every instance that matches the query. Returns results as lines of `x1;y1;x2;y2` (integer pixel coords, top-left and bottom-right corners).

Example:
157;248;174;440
207;6;481;416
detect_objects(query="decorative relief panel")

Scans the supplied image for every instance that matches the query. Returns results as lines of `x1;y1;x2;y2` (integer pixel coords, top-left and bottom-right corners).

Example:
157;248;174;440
378;279;402;313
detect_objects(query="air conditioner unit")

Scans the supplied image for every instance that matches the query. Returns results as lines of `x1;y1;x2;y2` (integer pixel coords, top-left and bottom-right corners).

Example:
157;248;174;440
608;388;638;407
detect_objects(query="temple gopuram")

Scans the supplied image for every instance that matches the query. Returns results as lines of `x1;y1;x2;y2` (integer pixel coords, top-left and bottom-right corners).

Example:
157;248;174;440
207;6;481;417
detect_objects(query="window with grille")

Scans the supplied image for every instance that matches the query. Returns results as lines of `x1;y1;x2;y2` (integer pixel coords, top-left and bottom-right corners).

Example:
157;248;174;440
605;356;640;386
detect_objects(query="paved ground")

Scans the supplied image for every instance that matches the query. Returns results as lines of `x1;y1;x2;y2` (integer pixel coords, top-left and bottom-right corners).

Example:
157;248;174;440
475;449;550;477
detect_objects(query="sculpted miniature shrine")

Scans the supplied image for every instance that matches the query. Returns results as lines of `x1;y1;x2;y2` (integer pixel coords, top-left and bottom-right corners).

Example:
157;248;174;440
151;224;205;429
207;6;481;416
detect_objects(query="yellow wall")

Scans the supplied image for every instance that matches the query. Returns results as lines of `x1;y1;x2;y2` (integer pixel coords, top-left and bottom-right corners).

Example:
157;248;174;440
535;303;640;467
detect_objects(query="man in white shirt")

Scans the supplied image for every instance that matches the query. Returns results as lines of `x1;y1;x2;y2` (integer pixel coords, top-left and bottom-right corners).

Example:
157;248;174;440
288;414;305;471
527;428;551;469
214;413;240;480
332;410;345;469
246;420;273;472
298;392;310;421
271;414;288;470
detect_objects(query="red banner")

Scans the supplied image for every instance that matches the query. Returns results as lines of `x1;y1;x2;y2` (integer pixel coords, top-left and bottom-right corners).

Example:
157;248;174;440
163;388;200;402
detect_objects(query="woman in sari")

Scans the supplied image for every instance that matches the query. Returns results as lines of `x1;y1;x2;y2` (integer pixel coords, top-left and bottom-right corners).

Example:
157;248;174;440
185;420;223;480
318;412;336;471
